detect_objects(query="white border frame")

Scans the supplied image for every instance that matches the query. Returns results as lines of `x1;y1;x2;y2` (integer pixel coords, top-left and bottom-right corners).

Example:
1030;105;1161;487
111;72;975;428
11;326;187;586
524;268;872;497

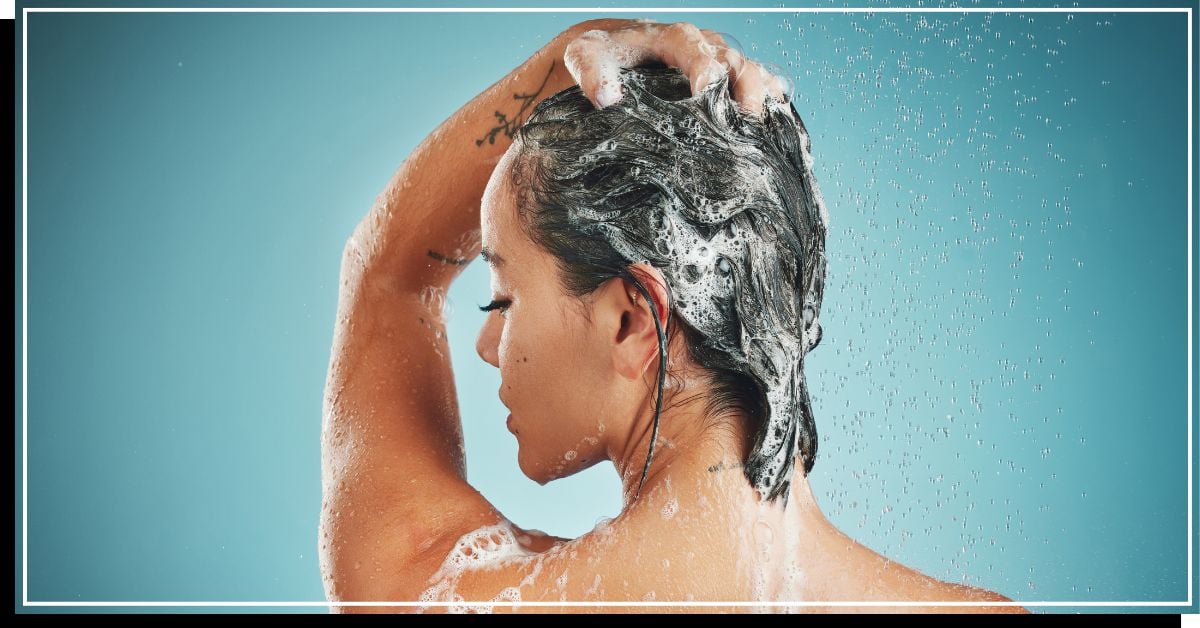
18;4;1200;612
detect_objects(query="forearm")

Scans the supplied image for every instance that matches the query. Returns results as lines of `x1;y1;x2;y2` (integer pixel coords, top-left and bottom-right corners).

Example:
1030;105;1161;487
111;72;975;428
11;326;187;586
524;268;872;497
320;25;597;601
347;20;618;294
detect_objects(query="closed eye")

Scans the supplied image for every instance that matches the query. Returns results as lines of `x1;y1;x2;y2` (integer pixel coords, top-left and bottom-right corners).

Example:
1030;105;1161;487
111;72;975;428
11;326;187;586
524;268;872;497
478;299;512;315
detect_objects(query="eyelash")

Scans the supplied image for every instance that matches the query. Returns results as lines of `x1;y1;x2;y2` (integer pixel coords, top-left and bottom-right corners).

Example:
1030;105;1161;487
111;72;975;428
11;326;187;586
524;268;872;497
479;299;512;316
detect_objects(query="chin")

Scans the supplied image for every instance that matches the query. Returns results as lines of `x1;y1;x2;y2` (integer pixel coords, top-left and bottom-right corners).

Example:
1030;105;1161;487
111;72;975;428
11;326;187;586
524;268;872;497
524;468;554;487
516;450;553;486
516;451;574;487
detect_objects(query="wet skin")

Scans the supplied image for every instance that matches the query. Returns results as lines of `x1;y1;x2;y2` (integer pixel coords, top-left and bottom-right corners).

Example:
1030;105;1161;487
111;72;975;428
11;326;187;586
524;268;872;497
319;18;1027;613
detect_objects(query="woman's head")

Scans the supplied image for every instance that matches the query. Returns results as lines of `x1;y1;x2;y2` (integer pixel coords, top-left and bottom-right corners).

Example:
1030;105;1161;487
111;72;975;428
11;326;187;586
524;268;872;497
476;64;828;506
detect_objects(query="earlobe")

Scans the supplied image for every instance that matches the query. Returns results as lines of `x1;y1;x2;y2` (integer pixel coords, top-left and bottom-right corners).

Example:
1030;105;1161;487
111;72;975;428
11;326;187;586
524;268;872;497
609;264;671;381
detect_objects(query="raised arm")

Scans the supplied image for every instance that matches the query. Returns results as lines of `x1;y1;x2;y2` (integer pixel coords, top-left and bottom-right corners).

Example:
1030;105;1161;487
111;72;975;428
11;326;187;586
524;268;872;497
319;19;787;610
344;20;785;294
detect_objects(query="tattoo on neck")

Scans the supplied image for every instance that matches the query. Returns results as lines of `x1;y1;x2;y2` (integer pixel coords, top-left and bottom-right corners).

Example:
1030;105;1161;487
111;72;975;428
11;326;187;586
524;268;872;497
707;461;745;473
427;249;469;266
476;61;557;147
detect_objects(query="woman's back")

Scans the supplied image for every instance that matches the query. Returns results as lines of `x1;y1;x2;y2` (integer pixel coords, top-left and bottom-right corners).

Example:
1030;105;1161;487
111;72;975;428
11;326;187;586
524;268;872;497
405;460;1016;612
319;18;1026;614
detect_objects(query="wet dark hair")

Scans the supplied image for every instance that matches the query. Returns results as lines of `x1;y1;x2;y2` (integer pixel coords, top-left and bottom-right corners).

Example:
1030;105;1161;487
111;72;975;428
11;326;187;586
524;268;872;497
509;64;828;506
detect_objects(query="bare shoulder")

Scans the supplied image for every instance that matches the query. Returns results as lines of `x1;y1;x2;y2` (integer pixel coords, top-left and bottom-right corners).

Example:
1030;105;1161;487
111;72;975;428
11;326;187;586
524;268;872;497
395;507;744;613
922;576;1029;613
810;518;1028;613
406;516;656;613
871;554;1030;614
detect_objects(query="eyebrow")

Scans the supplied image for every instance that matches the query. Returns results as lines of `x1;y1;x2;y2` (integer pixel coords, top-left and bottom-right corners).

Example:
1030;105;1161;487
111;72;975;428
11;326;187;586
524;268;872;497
480;246;506;268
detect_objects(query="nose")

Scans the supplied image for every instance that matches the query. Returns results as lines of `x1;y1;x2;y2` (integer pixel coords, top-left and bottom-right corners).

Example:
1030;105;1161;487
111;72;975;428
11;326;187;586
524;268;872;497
475;313;501;368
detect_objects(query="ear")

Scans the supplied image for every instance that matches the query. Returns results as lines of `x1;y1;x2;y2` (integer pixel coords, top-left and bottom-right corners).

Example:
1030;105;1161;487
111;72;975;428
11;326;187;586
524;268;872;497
599;263;672;381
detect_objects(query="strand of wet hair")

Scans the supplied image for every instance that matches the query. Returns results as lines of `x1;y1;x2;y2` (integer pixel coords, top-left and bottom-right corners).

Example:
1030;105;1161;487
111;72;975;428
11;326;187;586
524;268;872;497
628;270;672;502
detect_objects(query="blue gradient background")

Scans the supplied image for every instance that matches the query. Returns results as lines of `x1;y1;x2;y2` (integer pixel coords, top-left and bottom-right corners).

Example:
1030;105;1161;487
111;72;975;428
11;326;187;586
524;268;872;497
15;0;1199;614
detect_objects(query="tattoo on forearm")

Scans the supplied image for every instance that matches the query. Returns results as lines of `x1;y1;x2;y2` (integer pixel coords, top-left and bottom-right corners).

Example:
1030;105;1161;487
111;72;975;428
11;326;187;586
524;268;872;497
707;461;745;473
475;61;557;147
428;249;470;266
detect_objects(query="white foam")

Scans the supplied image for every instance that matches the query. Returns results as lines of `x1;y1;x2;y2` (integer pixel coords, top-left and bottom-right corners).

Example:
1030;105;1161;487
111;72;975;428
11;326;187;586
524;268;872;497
416;519;536;612
660;497;680;520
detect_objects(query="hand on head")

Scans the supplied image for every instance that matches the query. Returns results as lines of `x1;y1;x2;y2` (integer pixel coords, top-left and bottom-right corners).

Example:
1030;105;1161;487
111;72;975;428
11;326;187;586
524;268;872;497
561;20;790;118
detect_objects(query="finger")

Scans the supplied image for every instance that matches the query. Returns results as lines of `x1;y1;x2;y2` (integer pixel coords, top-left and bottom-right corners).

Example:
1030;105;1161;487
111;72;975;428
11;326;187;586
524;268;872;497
758;60;791;102
700;28;728;48
732;59;773;118
705;31;790;117
703;28;747;56
563;30;625;108
707;33;742;95
650;22;725;97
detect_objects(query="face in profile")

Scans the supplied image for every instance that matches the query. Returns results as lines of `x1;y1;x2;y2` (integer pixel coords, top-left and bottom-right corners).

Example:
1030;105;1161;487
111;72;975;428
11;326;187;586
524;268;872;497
475;145;622;485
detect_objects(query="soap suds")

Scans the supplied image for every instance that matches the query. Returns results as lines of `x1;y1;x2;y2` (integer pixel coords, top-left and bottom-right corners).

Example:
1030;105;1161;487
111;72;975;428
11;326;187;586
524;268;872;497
416;519;536;613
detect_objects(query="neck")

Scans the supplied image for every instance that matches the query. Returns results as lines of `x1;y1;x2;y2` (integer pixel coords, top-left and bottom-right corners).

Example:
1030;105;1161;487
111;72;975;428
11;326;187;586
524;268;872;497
602;377;863;603
606;383;734;508
604;379;832;530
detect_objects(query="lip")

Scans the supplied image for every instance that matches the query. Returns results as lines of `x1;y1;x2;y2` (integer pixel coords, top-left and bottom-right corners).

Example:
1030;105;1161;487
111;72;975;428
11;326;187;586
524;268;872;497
506;413;515;433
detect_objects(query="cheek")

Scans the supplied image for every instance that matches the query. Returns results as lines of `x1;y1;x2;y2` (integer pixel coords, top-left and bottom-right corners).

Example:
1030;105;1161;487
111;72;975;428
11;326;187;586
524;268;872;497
502;330;565;400
502;316;596;427
497;318;550;404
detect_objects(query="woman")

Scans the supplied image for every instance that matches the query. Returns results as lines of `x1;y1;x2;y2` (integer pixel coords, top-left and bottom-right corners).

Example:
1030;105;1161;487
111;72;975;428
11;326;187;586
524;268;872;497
319;18;1026;613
